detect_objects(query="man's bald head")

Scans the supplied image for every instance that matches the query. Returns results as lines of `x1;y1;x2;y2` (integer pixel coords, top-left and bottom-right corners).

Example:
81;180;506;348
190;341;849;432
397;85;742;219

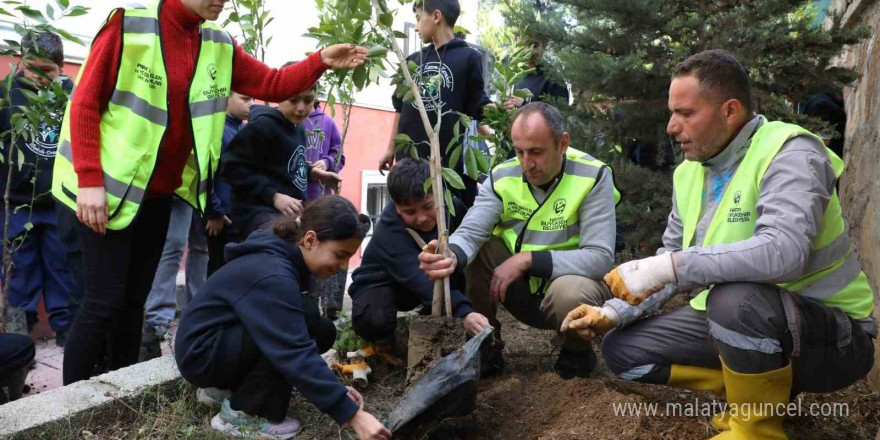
510;102;570;186
511;102;565;142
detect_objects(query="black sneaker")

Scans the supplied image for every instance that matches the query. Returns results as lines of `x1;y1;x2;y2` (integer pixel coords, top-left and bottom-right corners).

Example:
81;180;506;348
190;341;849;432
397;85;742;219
55;331;67;348
554;348;598;380
138;326;163;362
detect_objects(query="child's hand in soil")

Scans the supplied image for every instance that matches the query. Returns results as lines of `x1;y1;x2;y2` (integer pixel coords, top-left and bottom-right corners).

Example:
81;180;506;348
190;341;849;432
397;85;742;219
349;410;392;440
463;312;491;336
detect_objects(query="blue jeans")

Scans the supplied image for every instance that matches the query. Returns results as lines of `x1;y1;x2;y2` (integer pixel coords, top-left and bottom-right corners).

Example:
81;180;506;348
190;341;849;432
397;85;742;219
0;204;73;333
144;199;208;333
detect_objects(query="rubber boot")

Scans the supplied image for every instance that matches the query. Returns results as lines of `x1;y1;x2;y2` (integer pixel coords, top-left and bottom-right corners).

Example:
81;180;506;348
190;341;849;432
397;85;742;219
666;364;729;430
710;361;791;440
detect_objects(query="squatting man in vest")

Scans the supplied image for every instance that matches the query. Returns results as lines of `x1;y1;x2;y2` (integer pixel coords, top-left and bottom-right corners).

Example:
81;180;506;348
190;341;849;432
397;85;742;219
561;50;876;440
419;102;620;379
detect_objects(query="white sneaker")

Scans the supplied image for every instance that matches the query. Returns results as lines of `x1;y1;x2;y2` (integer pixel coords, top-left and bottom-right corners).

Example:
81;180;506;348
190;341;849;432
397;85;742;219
210;398;301;439
196;387;232;407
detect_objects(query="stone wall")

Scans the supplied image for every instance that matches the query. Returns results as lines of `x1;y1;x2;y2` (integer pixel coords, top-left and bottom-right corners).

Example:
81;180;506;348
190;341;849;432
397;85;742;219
829;0;880;391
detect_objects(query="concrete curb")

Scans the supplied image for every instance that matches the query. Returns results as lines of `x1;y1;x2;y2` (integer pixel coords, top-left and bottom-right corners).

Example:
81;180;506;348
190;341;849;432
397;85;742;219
0;355;181;439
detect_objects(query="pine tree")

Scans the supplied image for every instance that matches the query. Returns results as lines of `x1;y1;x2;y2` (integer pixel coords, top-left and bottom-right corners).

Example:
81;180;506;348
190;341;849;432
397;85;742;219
505;0;868;260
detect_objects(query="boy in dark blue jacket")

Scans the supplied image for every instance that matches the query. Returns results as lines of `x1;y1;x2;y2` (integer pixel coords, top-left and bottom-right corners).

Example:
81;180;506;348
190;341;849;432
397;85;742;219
206;91;252;275
377;0;493;207
220;84;340;242
350;159;489;341
0;32;74;343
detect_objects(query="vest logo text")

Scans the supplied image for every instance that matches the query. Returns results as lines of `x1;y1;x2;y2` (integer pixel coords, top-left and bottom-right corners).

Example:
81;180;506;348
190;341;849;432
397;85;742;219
203;84;229;100
135;63;163;89
727;207;752;223
506;201;533;219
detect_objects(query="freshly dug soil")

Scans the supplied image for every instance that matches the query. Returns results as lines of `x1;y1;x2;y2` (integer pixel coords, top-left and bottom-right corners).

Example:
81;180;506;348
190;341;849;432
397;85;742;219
406;315;466;386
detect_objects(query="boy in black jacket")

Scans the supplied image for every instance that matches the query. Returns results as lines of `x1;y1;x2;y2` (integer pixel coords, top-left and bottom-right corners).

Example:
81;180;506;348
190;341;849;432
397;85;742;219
350;159;489;341
0;32;75;343
220;84;340;241
377;0;492;207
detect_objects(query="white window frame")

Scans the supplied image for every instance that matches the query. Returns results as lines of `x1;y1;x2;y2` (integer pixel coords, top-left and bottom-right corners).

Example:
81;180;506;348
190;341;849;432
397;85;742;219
360;170;389;255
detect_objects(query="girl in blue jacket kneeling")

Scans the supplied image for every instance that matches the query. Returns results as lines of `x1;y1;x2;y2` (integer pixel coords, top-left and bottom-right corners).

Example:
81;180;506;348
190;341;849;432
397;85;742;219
175;195;390;440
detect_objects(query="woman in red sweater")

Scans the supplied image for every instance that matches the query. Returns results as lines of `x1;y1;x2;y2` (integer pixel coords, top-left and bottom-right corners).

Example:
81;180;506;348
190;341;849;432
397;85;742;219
62;0;367;386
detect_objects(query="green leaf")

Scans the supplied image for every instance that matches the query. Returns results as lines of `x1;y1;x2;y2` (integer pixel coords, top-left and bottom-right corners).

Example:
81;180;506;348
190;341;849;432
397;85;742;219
352;65;367;90
56;0;69;9
448;145;462;170
379;12;393;27
16;148;24;171
423;177;432;196
407;60;418;73
56;28;84;46
22;222;33;231
0;8;12;17
65;5;88;17
465;147;478;179
16;6;46;23
512;89;533;99
366;45;388;58
472;146;488;172
441;167;465;190
402;89;415;103
45;4;54;21
393;30;406;38
444;188;455;216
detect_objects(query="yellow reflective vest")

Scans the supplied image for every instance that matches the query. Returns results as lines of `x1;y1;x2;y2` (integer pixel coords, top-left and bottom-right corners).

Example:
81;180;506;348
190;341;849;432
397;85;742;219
675;121;874;319
52;1;234;230
491;148;620;293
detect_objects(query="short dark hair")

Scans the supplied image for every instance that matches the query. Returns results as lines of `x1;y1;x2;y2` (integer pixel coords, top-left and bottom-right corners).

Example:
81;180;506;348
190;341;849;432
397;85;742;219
20;32;64;67
414;0;461;28
387;158;431;205
273;195;371;242
511;102;565;142
672;49;753;113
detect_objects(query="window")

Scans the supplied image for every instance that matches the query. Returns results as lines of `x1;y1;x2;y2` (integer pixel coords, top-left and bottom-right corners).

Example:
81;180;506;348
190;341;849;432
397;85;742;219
360;171;389;253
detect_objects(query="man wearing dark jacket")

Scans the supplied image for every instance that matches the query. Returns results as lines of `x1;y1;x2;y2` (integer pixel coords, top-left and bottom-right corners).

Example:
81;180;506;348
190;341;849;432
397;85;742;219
206;91;252;275
220;85;340;241
0;32;74;344
350;159;490;341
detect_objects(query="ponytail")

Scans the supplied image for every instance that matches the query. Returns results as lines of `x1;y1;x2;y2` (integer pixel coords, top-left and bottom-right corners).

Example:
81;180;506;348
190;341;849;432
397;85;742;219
273;195;371;243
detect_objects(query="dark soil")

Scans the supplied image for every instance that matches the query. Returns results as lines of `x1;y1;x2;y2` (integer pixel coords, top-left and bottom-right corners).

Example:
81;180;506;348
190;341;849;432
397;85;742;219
406;315;466;386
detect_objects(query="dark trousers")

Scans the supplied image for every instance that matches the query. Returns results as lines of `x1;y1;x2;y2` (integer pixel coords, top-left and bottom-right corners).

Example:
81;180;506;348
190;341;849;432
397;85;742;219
0;333;34;378
603;282;876;393
206;227;231;277
351;284;423;342
56;204;86;323
63;198;173;385
0;204;74;332
188;296;335;422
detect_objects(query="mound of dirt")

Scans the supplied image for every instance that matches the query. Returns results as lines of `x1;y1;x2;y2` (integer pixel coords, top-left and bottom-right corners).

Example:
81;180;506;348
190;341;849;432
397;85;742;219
406;315;466;386
431;374;711;440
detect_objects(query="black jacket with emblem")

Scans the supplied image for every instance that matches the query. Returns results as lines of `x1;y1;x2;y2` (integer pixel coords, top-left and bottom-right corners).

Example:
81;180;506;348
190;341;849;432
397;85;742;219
392;38;491;172
220;105;309;234
0;72;73;208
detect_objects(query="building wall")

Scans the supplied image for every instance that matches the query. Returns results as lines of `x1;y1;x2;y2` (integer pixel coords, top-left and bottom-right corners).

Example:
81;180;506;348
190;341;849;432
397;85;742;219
828;0;880;392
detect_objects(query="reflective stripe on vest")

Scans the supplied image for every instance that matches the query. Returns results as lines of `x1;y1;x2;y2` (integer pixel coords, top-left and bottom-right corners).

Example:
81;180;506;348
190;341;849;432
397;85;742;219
51;1;233;230
491;147;619;293
675;119;874;319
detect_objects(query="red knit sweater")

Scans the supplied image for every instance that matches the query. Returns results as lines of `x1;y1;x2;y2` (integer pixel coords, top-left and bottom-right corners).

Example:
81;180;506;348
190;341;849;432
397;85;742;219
70;0;328;196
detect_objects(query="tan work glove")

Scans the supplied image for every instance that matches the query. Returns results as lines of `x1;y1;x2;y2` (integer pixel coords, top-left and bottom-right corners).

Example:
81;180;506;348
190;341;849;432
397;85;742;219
560;305;618;341
604;254;676;305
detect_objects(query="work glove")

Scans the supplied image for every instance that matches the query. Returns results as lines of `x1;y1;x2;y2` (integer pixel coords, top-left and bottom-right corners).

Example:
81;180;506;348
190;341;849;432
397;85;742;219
560;305;618;340
604;253;676;305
